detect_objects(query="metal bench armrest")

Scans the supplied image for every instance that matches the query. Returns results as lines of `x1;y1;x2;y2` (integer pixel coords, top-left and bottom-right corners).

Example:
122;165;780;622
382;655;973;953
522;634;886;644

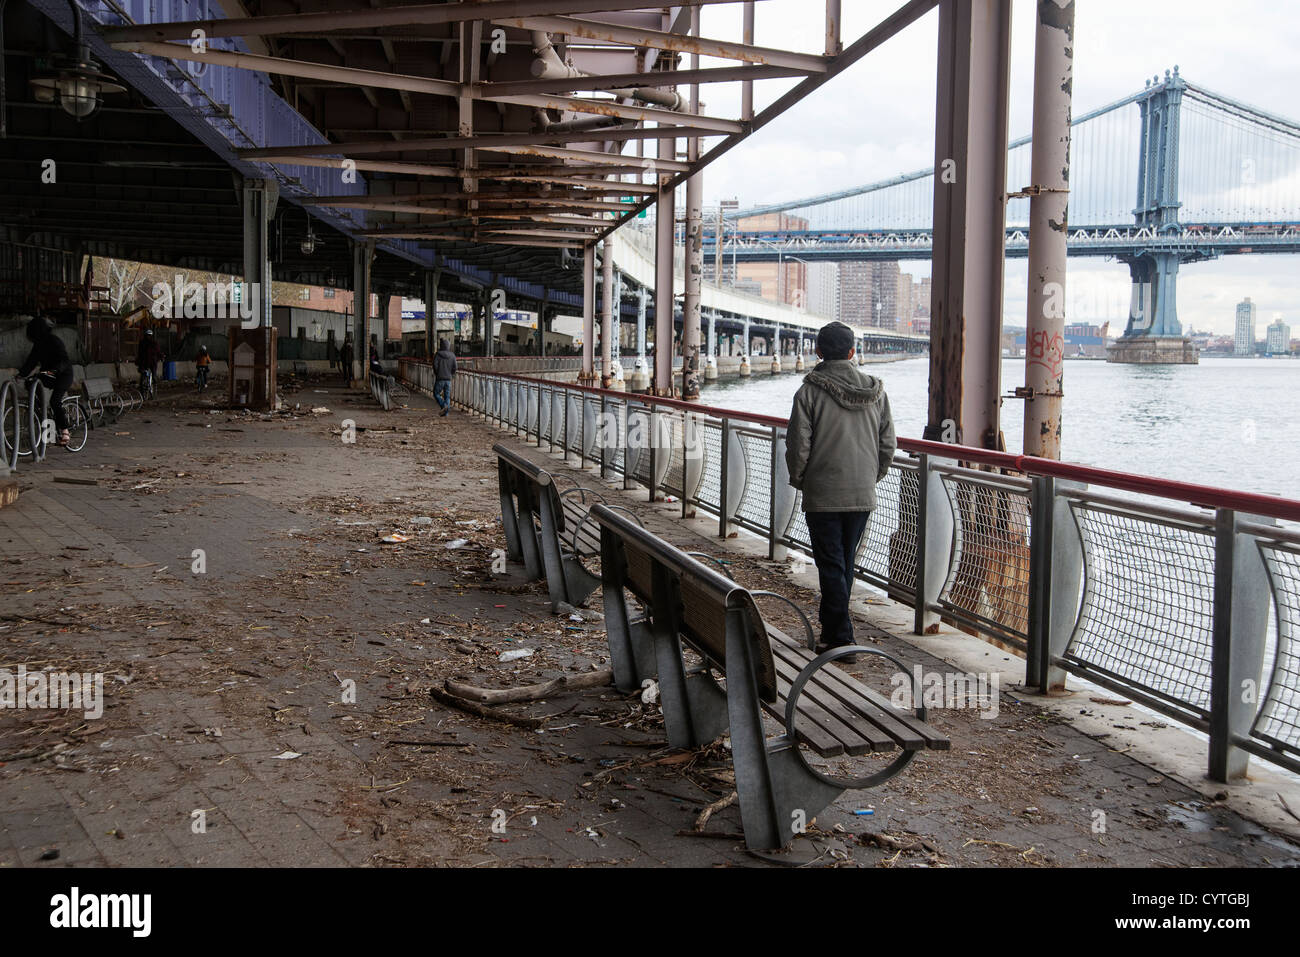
749;590;815;650
783;645;926;790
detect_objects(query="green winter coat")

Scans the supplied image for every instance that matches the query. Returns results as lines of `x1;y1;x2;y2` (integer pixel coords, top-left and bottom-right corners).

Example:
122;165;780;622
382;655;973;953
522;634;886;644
785;359;897;512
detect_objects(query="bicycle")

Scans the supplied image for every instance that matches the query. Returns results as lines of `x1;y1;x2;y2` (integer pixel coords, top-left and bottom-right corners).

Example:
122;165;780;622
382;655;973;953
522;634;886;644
0;376;88;466
139;367;156;401
195;364;210;394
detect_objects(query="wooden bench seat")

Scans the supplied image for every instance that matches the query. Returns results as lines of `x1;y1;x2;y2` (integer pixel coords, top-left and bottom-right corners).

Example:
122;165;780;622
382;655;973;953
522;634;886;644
592;502;949;850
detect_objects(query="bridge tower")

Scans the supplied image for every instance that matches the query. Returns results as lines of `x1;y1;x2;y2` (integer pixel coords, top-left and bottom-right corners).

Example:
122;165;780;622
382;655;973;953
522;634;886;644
1110;68;1200;363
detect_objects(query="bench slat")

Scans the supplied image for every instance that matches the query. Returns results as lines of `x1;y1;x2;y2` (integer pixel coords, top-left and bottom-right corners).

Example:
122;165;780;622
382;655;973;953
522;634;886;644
769;630;950;752
768;657;897;755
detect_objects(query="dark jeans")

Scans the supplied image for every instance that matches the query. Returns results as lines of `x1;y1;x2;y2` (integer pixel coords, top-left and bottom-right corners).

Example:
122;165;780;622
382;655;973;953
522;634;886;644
804;510;871;647
434;378;451;410
37;369;74;432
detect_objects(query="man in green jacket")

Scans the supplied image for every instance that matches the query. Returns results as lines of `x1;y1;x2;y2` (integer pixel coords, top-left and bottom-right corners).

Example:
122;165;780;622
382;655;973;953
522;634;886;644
786;321;897;651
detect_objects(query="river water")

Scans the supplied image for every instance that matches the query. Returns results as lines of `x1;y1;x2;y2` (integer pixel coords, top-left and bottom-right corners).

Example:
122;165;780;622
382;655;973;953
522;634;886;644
699;356;1299;499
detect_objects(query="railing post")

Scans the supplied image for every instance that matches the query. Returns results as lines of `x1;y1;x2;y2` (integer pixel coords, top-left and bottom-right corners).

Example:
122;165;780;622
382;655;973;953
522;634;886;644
719;417;731;538
648;409;658;502
912;456;954;636
1025;473;1054;685
600;393;609;481
1208;508;1273;782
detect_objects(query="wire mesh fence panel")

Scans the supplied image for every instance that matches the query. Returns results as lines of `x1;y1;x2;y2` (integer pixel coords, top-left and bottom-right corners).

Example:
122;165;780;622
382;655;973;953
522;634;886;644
694;420;725;514
659;411;687;499
859;463;918;596
1065;503;1217;716
1256;541;1300;756
626;406;653;487
937;473;1032;644
734;429;774;533
604;398;627;477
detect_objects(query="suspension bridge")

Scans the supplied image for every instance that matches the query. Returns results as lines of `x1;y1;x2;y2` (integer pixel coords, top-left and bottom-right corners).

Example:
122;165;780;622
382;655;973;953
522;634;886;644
709;68;1300;340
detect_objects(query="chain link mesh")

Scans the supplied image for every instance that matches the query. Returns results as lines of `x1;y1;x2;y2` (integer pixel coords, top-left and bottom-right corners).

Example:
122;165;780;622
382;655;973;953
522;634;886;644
694;420;724;512
1065;504;1216;714
734;429;773;531
1256;541;1300;754
859;464;918;595
938;474;1032;641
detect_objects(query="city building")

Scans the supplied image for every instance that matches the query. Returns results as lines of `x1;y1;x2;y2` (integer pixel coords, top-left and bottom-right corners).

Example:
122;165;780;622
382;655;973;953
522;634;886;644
1266;316;1292;355
1234;297;1257;355
805;262;840;321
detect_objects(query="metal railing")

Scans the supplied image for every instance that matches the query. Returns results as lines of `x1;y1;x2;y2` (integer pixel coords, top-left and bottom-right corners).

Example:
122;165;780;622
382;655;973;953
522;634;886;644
399;360;1300;782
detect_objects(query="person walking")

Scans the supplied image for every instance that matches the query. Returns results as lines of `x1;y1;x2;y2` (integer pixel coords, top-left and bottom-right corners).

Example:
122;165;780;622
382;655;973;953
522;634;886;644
339;334;354;385
785;321;896;652
432;338;457;416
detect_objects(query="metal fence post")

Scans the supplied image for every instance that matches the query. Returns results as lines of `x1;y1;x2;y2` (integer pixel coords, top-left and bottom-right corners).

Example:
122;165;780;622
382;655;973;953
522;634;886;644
1026;473;1054;686
719;417;731;538
912;457;954;636
1208;508;1273;782
600;393;609;480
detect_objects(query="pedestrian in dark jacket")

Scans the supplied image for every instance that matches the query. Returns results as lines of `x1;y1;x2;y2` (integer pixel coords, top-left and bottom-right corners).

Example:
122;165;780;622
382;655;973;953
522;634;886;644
786;321;897;650
432;339;457;416
18;316;74;447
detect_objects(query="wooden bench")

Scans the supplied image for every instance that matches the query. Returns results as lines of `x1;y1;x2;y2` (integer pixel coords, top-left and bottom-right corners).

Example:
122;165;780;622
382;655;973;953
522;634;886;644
591;503;949;850
493;443;643;613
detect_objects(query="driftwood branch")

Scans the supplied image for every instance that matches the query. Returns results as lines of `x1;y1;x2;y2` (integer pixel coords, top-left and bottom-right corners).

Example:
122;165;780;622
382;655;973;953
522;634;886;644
444;668;613;705
429;685;543;729
694;790;738;831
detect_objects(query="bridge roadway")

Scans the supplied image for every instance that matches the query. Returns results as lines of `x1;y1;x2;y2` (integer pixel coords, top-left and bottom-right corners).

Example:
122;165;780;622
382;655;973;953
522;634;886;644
712;222;1300;263
1;377;1296;867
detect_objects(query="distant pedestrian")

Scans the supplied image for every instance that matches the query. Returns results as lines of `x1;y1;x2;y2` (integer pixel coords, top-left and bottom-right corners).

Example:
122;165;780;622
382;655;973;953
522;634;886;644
340;335;353;384
785;321;896;651
432;338;457;416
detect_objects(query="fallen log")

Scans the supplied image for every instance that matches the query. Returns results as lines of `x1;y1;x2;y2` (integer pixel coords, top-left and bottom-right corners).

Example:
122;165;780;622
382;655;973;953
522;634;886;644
444;668;613;705
429;685;543;730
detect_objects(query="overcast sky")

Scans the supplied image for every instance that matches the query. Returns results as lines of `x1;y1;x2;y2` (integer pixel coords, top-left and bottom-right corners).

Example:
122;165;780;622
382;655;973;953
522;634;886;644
681;0;1300;335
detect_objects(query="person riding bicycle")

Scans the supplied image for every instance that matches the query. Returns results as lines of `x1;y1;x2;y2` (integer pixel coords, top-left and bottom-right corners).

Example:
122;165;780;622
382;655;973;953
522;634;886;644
136;328;161;393
16;315;73;447
195;345;212;391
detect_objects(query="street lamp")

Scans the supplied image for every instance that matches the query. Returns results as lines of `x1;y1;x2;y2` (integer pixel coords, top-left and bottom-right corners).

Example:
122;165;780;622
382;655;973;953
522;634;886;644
30;1;124;119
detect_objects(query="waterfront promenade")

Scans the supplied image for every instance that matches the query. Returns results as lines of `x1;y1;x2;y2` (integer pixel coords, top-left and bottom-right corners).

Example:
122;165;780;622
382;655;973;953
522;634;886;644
1;379;1297;868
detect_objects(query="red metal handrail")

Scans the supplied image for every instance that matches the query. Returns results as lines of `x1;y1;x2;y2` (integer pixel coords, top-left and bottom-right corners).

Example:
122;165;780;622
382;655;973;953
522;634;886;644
413;362;1300;524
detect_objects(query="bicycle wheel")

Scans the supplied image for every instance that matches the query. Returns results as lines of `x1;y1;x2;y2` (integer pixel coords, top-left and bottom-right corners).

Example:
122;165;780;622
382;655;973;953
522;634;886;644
26;380;49;462
64;399;88;452
0;380;17;470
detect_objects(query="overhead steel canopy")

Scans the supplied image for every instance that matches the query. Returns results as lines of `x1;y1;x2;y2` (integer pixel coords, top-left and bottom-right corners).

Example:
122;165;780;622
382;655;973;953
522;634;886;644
8;0;938;304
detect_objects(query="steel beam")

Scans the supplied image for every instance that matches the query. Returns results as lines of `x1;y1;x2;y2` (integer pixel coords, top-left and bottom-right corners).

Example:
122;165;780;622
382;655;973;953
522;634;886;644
1022;0;1074;460
237;124;712;159
682;7;704;401
924;0;1011;452
352;239;374;380
582;244;597;382
102;0;759;43
654;130;676;396
490;15;828;72
600;235;615;387
240;177;277;330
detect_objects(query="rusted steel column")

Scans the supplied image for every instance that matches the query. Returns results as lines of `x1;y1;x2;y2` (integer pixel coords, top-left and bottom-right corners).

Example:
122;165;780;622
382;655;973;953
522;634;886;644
654;128;676;395
741;2;755;120
581;243;596;382
1022;0;1074;460
600;235;615;387
682;6;703;401
925;0;1012;451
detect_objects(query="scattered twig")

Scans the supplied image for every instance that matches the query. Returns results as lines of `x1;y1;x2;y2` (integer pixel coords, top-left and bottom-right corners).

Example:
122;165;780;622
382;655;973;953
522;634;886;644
694;790;738;831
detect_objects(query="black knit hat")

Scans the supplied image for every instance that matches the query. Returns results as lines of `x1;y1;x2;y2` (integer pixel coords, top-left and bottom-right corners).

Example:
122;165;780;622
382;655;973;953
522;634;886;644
816;321;855;360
